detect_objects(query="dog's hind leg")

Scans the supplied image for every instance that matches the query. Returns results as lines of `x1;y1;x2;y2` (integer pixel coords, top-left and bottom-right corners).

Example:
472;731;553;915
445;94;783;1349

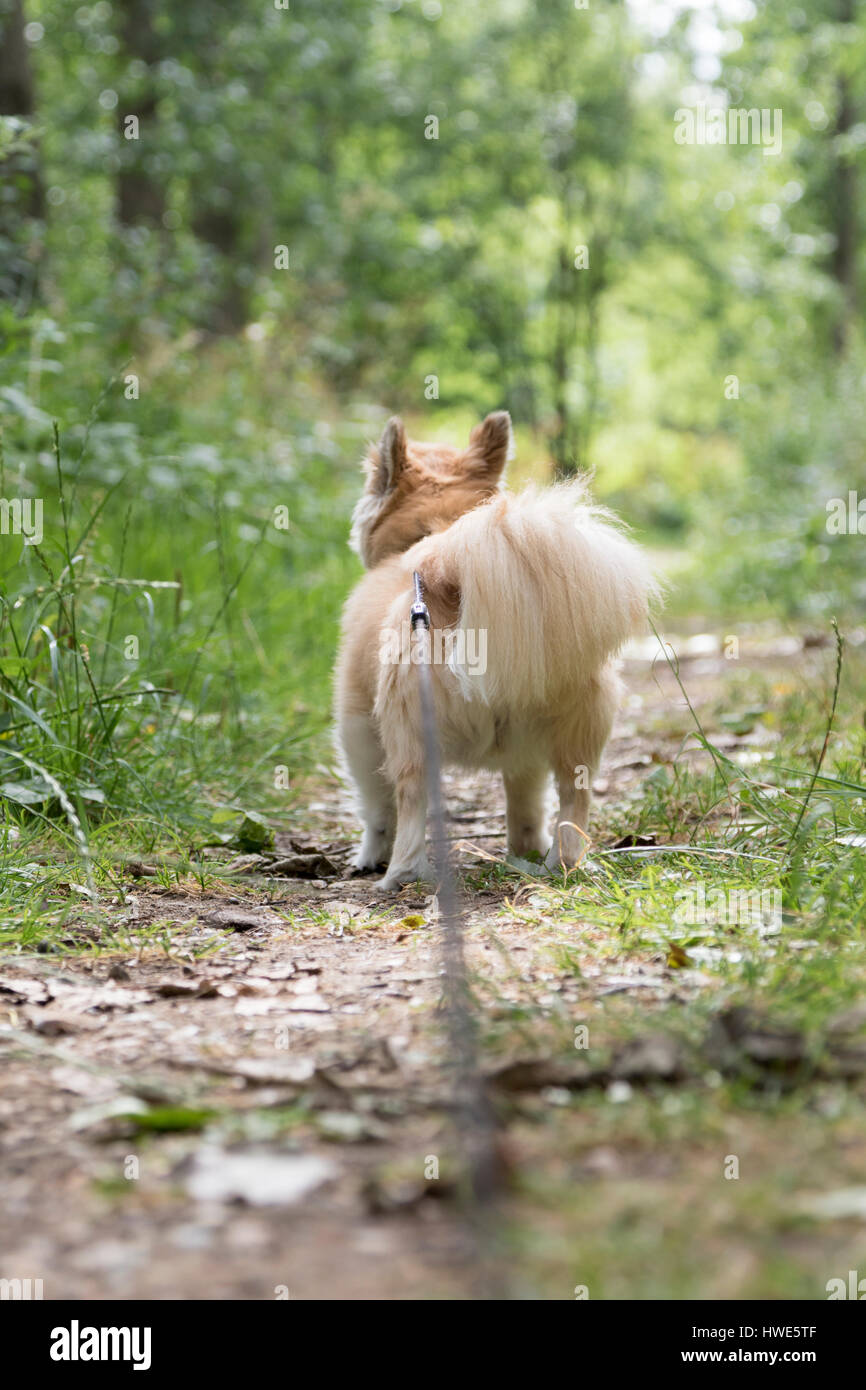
377;760;433;890
372;661;435;889
504;766;552;860
545;666;621;871
340;712;396;872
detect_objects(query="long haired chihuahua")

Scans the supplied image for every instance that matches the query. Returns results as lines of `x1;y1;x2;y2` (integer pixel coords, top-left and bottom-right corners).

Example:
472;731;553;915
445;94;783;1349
335;412;658;889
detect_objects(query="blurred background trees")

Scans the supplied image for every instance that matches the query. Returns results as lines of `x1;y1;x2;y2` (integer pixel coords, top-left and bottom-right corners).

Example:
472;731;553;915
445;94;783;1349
1;0;864;617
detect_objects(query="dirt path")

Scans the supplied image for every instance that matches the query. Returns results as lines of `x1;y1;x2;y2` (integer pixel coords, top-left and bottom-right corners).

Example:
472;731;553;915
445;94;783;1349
0;627;848;1300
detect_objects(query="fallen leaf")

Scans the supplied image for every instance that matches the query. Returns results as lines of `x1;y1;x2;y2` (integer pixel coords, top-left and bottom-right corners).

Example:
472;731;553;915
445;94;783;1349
235;997;292;1016
268;853;339;878
232;811;275;853
666;942;693;969
183;1147;337;1205
611;1034;686;1082
230;1057;318;1086
221;853;269;874
25;1007;104;1036
0;974;50;1005
489;1057;595;1092
208;908;277;932
50;981;153;1012
69;1095;151;1132
287;995;330;1013
316;1111;385;1143
798;1187;866;1220
50;1065;118;1100
128;1106;215;1133
151;977;217;999
254;962;296;981
612;833;659;850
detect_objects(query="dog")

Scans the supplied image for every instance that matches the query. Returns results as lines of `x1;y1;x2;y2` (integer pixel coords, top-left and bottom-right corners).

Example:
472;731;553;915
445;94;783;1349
335;411;658;890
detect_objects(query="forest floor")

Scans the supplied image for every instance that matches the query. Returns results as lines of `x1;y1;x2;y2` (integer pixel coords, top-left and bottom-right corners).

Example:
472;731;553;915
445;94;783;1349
2;626;865;1300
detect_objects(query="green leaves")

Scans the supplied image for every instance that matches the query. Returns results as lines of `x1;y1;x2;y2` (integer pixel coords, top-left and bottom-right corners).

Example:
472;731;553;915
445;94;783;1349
211;807;275;853
0;779;53;807
0;656;34;676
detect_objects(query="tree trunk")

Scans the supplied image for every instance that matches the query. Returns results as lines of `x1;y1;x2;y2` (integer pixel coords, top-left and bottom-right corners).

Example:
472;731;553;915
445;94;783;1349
830;0;858;351
550;244;577;475
192;204;248;334
0;0;43;307
114;0;166;228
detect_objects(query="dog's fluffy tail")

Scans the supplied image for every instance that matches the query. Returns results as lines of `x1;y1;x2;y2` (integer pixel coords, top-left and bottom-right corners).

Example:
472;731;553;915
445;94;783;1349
414;481;660;708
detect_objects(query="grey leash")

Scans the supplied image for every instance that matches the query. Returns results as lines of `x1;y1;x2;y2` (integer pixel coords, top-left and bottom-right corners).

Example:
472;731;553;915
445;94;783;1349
410;571;502;1212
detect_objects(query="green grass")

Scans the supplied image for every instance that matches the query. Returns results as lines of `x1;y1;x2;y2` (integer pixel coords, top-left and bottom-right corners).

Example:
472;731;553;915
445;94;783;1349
0;336;373;929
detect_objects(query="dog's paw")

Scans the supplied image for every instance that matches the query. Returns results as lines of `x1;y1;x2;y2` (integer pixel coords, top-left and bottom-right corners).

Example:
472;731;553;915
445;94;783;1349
375;858;435;892
508;832;553;860
353;829;393;874
346;862;385;878
543;844;585;875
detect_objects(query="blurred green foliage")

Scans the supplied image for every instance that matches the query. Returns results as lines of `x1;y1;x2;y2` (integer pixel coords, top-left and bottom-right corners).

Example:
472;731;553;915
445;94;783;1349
0;0;862;575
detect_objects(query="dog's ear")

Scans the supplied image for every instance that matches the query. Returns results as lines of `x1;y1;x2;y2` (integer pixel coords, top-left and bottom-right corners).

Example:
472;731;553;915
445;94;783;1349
369;417;408;494
467;410;512;479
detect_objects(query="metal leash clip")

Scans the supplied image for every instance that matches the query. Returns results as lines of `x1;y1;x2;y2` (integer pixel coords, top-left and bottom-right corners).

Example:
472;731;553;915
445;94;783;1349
410;570;430;630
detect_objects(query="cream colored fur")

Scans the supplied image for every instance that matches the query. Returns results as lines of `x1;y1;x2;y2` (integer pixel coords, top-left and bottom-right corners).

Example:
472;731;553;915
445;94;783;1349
334;413;659;890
